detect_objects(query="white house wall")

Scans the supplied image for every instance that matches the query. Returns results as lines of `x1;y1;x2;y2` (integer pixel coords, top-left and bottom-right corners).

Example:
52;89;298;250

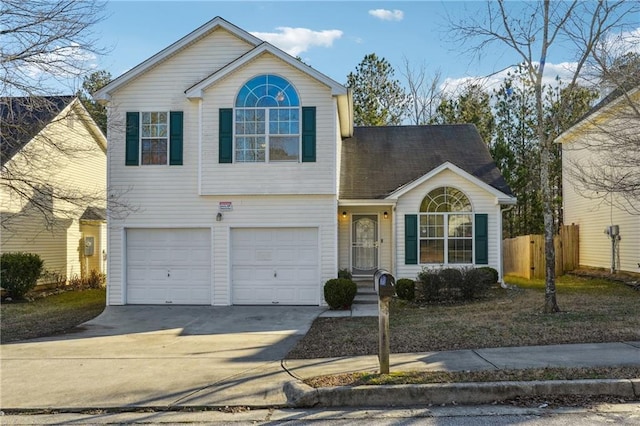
563;142;639;273
104;28;339;306
394;169;502;280
200;53;337;196
107;195;336;305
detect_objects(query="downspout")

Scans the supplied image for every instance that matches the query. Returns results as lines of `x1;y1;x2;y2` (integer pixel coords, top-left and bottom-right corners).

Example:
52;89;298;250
499;204;515;288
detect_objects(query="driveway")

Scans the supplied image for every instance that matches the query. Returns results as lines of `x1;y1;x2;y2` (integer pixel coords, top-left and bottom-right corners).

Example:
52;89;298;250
0;305;325;409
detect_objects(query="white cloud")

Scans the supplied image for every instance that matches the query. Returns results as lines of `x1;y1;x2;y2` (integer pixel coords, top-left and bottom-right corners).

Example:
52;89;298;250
440;62;587;97
251;27;343;57
369;9;404;22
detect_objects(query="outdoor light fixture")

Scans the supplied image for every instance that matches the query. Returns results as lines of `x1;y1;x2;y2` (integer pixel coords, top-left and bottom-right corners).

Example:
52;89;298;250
342;211;347;218
383;211;388;219
216;212;223;222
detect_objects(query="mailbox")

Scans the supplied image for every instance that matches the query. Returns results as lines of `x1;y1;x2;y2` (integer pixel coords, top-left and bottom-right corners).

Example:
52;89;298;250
373;268;396;298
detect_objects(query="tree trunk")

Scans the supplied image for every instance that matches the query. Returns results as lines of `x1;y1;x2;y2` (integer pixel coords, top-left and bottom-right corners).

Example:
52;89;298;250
540;138;560;313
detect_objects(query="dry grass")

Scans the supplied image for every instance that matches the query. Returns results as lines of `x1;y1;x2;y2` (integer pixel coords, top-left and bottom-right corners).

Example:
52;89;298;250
287;274;639;359
1;289;106;343
305;366;640;387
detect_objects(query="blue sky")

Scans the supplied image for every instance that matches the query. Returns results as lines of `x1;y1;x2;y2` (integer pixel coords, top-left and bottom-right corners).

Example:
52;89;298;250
84;1;639;95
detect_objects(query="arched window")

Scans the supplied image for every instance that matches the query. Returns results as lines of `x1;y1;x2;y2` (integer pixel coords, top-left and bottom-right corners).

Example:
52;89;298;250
234;74;300;162
419;187;473;264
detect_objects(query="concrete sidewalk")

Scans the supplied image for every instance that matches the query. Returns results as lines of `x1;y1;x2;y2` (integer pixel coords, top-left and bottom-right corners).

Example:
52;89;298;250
283;341;640;407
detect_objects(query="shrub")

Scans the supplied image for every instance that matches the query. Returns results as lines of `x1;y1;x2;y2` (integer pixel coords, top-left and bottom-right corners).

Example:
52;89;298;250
337;268;353;280
416;267;494;304
1;252;44;299
416;269;442;302
324;278;357;309
395;278;415;301
478;266;499;284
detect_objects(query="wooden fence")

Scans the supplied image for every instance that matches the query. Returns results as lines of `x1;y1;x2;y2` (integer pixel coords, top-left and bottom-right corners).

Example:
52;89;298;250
503;224;579;279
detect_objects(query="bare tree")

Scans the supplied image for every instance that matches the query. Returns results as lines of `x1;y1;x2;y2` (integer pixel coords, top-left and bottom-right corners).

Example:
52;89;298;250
0;1;132;231
400;57;446;125
449;0;639;313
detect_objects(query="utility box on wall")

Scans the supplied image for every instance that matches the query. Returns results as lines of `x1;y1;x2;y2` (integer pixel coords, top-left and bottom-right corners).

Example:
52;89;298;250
84;236;95;256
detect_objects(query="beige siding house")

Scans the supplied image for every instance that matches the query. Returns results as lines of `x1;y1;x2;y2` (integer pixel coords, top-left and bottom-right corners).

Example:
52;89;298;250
95;17;515;306
557;87;639;274
1;97;107;282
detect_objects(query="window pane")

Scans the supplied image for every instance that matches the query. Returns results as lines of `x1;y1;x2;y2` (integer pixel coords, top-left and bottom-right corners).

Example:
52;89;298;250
235;136;265;163
270;136;299;161
448;214;472;237
141;138;167;165
420;240;444;263
448;239;472;264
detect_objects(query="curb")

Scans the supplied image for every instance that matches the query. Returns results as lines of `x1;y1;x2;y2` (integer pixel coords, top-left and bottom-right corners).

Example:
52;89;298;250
284;378;640;408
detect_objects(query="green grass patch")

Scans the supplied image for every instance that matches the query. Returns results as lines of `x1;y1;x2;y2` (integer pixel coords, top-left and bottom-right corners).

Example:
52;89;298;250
1;289;106;343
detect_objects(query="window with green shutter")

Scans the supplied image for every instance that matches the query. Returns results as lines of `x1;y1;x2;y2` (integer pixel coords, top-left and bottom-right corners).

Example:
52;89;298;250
125;111;183;166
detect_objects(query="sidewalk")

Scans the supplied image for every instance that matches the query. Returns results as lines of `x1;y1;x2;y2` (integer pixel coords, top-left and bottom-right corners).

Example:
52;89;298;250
283;341;640;407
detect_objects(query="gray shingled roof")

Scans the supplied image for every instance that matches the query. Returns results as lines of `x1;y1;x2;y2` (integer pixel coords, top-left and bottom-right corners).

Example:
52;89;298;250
340;124;513;199
80;206;107;221
1;96;75;167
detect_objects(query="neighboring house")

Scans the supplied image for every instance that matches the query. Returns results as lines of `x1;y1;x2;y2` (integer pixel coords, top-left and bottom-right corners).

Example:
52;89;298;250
557;86;640;274
94;17;515;306
1;96;108;282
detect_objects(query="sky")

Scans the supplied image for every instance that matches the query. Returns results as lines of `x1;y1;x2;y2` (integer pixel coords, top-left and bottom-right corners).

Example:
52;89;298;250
67;1;640;96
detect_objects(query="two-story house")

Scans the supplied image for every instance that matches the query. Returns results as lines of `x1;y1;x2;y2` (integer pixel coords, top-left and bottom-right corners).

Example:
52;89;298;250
95;17;515;306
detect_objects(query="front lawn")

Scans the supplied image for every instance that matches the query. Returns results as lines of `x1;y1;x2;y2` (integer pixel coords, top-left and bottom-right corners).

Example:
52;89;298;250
287;274;639;359
1;289;106;343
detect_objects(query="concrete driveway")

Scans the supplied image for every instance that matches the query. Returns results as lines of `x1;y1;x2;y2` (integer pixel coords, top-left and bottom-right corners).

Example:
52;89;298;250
0;305;325;409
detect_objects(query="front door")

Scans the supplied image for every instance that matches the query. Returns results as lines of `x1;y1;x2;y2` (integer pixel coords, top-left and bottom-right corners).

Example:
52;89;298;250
351;214;378;276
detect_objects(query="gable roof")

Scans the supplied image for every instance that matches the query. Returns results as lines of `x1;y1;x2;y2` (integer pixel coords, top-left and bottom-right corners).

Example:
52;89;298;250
339;125;513;200
80;206;107;221
94;16;262;101
185;42;347;98
1;96;75;166
556;83;640;144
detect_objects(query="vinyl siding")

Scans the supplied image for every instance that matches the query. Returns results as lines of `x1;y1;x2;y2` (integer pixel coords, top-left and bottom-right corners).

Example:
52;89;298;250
0;104;106;280
394;169;502;280
200;53;337;195
563;138;639;273
107;195;337;306
104;28;341;305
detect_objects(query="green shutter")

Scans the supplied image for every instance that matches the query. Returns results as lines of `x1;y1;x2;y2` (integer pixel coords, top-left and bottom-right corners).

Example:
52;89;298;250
475;213;489;265
169;111;183;165
125;112;139;166
301;106;316;162
405;214;418;265
219;108;233;163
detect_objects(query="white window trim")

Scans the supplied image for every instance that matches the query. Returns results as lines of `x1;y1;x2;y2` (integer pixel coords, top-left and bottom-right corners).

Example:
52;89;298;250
139;111;171;166
419;212;474;265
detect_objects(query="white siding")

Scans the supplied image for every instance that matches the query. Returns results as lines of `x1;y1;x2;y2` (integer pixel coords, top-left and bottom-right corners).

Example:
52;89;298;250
199;53;337;195
563;140;639;273
107;195;336;306
394;169;502;280
105;28;340;306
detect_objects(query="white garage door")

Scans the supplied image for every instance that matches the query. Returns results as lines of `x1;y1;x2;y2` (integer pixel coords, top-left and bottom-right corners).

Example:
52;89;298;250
126;228;211;305
231;227;319;305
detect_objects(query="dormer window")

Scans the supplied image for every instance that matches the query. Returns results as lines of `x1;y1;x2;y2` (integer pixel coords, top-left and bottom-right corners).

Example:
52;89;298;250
234;74;300;162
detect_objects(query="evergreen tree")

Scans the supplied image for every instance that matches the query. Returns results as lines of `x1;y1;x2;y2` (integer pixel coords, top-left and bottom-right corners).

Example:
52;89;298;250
347;53;409;126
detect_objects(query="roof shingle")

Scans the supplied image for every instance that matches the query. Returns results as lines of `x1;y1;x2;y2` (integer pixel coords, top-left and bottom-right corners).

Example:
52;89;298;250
339;124;513;199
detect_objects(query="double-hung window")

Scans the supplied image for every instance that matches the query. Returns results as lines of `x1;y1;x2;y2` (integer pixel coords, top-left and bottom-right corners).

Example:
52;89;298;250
234;74;300;162
140;112;168;165
419;187;473;264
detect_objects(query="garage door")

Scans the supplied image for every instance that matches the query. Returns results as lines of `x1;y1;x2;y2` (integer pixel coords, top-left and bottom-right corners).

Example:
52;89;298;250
231;227;319;305
126;228;211;305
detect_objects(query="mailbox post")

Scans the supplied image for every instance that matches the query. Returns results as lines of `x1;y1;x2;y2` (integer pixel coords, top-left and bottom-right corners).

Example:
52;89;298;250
373;269;395;374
